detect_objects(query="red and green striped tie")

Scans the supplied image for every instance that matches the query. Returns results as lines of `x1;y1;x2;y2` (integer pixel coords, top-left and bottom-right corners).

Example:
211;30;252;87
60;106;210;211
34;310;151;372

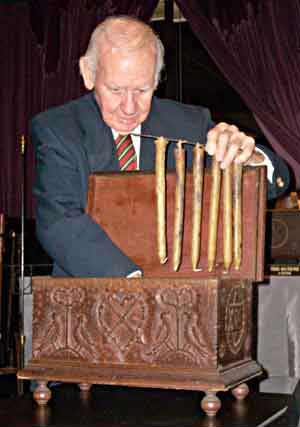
114;134;137;171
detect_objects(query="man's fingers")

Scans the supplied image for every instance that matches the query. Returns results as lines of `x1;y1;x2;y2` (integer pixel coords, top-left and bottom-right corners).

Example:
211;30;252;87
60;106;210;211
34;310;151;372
206;129;218;155
234;136;255;164
220;139;241;168
206;123;255;168
206;123;239;156
215;131;232;161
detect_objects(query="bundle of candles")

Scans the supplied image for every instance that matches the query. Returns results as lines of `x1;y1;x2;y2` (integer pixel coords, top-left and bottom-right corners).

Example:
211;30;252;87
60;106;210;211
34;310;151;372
154;137;243;274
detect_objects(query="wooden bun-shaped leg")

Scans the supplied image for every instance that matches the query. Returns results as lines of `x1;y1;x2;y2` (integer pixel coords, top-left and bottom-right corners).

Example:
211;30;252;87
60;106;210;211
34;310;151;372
78;383;92;392
201;391;221;417
232;382;249;400
33;381;51;406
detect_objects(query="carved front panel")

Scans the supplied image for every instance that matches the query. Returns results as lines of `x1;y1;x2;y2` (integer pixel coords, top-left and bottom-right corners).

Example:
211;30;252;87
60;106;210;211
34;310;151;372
217;280;252;366
32;277;217;369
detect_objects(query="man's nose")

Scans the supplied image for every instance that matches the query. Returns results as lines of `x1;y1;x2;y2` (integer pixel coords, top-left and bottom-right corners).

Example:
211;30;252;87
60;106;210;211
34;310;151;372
121;91;136;115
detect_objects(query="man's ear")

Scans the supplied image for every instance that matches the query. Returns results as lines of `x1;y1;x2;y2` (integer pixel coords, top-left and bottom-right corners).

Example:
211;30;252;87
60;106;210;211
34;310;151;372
79;57;95;90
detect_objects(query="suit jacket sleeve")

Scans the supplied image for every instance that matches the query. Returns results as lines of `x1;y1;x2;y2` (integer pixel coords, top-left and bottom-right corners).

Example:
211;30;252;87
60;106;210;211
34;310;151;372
32;117;141;278
255;144;290;200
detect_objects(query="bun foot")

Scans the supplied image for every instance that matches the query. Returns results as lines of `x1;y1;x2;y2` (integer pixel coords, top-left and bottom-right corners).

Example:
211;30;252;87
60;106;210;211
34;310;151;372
232;383;249;400
33;381;51;406
78;383;92;392
201;391;221;417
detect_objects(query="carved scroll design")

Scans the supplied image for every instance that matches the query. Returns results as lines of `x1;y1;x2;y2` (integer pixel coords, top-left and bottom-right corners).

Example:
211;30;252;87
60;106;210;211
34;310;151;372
143;288;213;367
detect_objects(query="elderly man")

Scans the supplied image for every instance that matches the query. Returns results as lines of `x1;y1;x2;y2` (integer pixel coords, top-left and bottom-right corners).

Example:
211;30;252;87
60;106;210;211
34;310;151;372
32;15;289;278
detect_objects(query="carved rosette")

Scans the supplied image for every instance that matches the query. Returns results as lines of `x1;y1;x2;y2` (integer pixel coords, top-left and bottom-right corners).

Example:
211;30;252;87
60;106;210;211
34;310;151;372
271;218;289;249
218;281;251;364
225;286;246;354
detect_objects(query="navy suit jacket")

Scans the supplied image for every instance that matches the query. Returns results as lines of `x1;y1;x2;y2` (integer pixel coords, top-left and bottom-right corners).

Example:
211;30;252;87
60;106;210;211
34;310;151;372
31;92;289;277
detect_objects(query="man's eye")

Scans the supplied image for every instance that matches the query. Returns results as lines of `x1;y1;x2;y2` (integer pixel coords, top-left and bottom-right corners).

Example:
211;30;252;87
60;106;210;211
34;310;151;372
110;87;121;93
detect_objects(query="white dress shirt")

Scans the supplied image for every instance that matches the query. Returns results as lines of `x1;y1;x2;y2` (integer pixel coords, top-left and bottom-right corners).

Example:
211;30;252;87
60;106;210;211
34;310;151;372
253;147;274;183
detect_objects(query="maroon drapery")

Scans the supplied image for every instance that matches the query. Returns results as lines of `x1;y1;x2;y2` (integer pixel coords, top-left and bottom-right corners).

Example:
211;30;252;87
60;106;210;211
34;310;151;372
0;0;159;218
3;0;298;220
175;0;300;186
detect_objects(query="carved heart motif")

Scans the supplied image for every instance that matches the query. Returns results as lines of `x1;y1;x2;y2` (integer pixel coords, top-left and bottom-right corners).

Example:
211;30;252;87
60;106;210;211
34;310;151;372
97;292;146;353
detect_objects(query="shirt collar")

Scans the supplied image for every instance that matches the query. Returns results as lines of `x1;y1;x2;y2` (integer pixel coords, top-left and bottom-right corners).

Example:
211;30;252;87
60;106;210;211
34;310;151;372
111;125;141;139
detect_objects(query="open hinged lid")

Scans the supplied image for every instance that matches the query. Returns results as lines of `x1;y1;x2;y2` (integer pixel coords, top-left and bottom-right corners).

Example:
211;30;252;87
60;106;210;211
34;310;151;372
86;167;266;281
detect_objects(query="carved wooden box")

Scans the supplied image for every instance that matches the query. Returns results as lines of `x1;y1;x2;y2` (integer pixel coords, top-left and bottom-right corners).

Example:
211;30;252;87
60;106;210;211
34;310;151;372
18;167;266;415
19;275;260;414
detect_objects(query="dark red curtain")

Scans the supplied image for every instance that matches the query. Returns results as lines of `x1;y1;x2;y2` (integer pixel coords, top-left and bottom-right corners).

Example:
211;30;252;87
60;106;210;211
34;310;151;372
175;0;300;186
0;0;159;218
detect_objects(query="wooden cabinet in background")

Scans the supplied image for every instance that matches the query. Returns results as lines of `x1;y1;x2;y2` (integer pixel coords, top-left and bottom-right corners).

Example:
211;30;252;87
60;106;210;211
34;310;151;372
267;210;300;261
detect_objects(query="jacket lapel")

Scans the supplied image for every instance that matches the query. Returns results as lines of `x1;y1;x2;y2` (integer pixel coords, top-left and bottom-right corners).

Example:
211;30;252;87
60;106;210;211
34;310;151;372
140;97;163;171
81;93;120;173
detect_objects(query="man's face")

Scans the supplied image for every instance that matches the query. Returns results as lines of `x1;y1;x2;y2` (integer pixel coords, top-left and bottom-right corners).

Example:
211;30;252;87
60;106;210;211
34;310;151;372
93;46;157;134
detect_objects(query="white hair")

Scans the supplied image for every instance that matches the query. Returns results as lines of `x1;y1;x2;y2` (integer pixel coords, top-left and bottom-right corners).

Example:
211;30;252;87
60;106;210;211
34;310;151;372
81;15;165;88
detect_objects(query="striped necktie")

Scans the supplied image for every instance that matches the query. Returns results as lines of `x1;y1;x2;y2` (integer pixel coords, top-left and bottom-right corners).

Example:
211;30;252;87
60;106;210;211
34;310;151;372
114;134;137;171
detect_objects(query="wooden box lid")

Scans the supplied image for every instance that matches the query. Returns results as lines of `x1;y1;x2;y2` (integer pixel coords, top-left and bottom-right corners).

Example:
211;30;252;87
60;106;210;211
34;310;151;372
87;167;266;281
